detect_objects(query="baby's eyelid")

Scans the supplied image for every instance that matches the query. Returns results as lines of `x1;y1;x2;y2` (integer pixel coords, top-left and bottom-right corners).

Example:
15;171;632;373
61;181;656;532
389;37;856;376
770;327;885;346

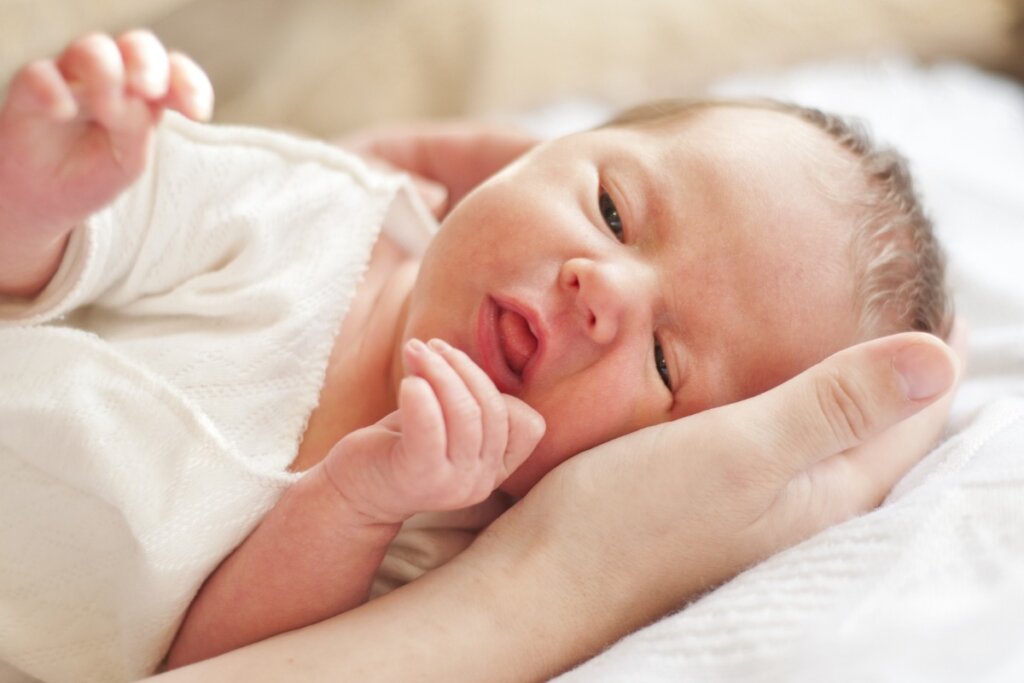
604;176;636;238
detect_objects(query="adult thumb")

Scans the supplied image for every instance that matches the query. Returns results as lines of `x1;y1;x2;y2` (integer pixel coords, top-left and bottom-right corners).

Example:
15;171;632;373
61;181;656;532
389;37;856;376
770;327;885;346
746;332;960;476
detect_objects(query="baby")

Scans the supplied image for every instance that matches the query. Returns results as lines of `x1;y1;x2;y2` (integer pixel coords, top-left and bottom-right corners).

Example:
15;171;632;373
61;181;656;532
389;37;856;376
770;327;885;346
0;32;950;680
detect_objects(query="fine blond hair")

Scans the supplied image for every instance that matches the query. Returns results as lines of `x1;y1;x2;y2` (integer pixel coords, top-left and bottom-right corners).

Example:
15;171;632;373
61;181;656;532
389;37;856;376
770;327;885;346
604;98;954;341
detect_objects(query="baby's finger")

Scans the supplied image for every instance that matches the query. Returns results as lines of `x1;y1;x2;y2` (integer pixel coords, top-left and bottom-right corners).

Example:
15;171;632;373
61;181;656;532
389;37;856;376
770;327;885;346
404;339;483;468
498;396;546;486
117;30;170;100
398;375;447;469
163;51;213;121
375;409;403;434
2;60;77;120
427;338;509;472
57;33;126;127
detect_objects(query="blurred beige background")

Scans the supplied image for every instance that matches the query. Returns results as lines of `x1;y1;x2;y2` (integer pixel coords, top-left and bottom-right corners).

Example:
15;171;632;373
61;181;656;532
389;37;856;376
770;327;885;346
2;0;1022;137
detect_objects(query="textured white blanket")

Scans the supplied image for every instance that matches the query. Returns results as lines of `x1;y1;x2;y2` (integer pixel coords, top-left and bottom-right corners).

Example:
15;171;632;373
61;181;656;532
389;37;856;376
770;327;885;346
555;61;1024;682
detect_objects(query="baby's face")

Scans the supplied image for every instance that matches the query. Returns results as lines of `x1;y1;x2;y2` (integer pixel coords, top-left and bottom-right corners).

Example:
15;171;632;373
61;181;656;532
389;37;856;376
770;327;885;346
403;107;861;497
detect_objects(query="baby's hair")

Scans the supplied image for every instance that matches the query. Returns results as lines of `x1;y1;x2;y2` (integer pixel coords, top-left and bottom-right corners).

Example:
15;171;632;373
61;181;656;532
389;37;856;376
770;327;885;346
602;98;954;341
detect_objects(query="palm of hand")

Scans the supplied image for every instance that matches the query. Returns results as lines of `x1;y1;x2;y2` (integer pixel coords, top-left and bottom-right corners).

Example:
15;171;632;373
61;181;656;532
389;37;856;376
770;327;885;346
0;99;152;235
321;422;461;525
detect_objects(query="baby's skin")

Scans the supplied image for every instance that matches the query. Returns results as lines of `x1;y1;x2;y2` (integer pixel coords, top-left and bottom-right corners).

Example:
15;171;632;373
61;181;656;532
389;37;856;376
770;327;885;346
1;31;968;679
0;32;545;666
0;31;211;297
0;31;544;520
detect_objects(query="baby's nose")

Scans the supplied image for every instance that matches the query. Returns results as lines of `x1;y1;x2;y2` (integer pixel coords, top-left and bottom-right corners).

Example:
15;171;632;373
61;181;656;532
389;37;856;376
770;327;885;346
559;257;633;345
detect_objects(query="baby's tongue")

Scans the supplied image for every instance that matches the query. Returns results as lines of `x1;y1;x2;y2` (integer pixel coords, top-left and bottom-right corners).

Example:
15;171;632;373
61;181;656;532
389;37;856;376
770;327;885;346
498;308;537;375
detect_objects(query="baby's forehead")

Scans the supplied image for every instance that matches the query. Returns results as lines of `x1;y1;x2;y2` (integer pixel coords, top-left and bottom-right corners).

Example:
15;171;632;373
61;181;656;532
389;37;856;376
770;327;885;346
625;105;863;200
634;105;846;160
586;105;866;262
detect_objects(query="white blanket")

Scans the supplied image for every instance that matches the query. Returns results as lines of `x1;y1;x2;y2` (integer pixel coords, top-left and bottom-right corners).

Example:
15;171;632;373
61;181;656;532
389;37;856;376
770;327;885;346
553;61;1024;682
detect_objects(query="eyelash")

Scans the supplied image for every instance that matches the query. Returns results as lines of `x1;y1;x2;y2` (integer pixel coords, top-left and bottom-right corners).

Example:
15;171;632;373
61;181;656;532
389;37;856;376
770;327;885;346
599;187;673;393
654;340;672;391
598;189;624;242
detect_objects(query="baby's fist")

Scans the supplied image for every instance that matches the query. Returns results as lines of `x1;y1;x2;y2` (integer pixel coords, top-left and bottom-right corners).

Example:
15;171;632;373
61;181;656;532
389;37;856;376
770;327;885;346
0;31;212;226
324;339;545;524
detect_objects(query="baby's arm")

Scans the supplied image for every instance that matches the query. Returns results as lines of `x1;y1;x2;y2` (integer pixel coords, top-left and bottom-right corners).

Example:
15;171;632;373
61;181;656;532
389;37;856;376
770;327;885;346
0;31;212;298
166;338;545;668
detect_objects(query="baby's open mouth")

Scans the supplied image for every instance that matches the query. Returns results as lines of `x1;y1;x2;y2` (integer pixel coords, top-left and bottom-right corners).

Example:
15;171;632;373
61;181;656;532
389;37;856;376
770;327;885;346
497;307;538;376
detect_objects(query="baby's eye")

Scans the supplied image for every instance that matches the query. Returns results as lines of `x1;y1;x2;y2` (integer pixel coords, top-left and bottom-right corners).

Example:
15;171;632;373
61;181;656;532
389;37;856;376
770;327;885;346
599;190;624;242
654;339;672;391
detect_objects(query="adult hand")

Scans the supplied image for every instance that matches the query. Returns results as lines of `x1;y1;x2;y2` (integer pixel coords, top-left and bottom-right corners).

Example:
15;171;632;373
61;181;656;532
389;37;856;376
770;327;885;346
337;122;540;219
474;330;962;662
150;331;961;683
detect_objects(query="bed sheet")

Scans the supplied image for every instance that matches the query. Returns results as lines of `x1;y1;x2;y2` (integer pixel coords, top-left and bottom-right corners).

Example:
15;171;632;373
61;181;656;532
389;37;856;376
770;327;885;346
543;60;1024;682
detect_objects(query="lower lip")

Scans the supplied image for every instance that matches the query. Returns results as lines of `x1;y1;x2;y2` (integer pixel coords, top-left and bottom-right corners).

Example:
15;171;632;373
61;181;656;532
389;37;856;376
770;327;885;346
476;297;523;394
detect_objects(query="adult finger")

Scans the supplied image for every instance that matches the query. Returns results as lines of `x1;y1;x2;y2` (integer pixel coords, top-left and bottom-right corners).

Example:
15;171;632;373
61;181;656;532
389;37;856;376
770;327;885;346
341;123;540;207
410;175;449;219
839;377;956;507
741;332;959;478
831;320;968;508
947;317;969;371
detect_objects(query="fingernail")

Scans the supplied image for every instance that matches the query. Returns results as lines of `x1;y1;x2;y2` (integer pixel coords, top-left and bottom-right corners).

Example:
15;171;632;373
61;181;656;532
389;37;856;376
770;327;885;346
406;338;427;355
892;342;954;400
427;338;450;352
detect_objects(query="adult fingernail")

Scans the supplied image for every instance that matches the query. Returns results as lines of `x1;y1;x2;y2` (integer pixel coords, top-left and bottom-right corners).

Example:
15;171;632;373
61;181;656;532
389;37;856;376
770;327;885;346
892;342;955;400
418;181;448;218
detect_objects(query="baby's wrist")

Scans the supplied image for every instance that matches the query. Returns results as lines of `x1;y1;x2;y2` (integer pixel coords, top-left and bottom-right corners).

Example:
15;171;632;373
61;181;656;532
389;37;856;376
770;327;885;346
310;461;413;529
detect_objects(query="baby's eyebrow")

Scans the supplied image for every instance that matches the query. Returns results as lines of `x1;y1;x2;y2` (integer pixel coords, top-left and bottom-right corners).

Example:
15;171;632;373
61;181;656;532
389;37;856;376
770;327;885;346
624;148;688;247
625;155;661;225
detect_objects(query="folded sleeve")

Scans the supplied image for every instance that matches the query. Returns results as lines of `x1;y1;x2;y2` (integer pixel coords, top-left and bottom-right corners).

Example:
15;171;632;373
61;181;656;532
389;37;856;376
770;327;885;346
0;112;401;328
0;162;155;326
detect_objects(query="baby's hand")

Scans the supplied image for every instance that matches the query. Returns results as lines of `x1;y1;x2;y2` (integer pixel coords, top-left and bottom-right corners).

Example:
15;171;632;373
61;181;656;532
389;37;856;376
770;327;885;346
323;338;546;525
0;31;212;240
